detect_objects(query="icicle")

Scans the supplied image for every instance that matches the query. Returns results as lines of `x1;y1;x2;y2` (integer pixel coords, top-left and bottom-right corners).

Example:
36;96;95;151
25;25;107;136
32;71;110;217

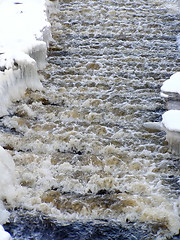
0;52;43;116
0;0;51;117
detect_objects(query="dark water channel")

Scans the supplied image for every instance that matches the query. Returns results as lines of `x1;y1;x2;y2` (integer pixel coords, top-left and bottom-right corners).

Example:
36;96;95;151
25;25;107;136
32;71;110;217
2;0;180;239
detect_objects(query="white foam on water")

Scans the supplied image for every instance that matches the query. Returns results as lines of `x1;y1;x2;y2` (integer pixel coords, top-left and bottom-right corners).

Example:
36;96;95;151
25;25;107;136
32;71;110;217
163;0;180;14
0;0;180;239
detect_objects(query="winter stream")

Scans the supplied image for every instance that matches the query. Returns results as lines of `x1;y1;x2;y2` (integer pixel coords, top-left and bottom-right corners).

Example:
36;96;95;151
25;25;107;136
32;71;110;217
2;0;180;239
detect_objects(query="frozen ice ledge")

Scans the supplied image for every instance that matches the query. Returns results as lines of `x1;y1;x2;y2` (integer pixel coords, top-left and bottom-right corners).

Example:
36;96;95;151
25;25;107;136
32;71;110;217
161;72;180;99
162;110;180;154
144;72;180;155
161;72;180;154
0;0;52;116
0;0;53;238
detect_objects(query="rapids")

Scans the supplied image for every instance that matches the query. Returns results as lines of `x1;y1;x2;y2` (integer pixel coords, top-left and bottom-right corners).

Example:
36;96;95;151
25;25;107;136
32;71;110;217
2;0;180;239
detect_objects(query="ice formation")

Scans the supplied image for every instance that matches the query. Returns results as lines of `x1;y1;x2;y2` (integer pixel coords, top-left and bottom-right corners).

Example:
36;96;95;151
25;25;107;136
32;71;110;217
160;1;180;155
162;110;180;154
0;225;12;240
0;0;51;116
161;72;180;98
160;1;180;154
0;146;16;238
143;121;163;132
162;110;180;132
0;0;52;237
161;72;180;154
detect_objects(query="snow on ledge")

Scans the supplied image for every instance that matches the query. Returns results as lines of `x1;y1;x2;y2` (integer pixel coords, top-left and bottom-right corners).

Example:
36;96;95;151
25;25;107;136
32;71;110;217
162;110;180;132
161;72;180;97
0;0;52;116
161;71;180;154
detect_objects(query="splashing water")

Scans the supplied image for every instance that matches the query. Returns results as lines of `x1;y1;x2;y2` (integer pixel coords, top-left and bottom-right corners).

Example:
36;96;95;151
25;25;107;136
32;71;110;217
1;0;180;239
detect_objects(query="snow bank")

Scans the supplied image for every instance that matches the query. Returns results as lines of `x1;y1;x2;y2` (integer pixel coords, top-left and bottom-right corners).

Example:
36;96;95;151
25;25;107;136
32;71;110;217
0;0;51;116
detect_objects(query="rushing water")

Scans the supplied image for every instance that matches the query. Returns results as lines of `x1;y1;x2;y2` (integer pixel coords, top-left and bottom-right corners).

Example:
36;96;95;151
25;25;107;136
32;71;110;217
2;0;180;239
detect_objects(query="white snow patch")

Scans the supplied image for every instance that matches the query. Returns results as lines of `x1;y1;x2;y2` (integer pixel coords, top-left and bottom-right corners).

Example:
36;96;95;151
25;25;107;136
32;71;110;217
0;0;51;117
161;72;180;97
0;225;12;240
162;110;180;132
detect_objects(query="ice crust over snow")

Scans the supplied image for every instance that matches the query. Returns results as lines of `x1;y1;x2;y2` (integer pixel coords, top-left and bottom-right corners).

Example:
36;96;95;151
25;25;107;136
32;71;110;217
0;0;51;116
0;0;52;238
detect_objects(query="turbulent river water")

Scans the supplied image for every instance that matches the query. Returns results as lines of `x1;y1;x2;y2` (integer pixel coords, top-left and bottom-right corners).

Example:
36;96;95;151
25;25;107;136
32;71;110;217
2;0;180;239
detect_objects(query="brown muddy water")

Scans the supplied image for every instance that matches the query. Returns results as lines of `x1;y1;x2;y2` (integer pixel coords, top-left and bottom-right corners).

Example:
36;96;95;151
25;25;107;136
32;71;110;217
2;0;180;239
